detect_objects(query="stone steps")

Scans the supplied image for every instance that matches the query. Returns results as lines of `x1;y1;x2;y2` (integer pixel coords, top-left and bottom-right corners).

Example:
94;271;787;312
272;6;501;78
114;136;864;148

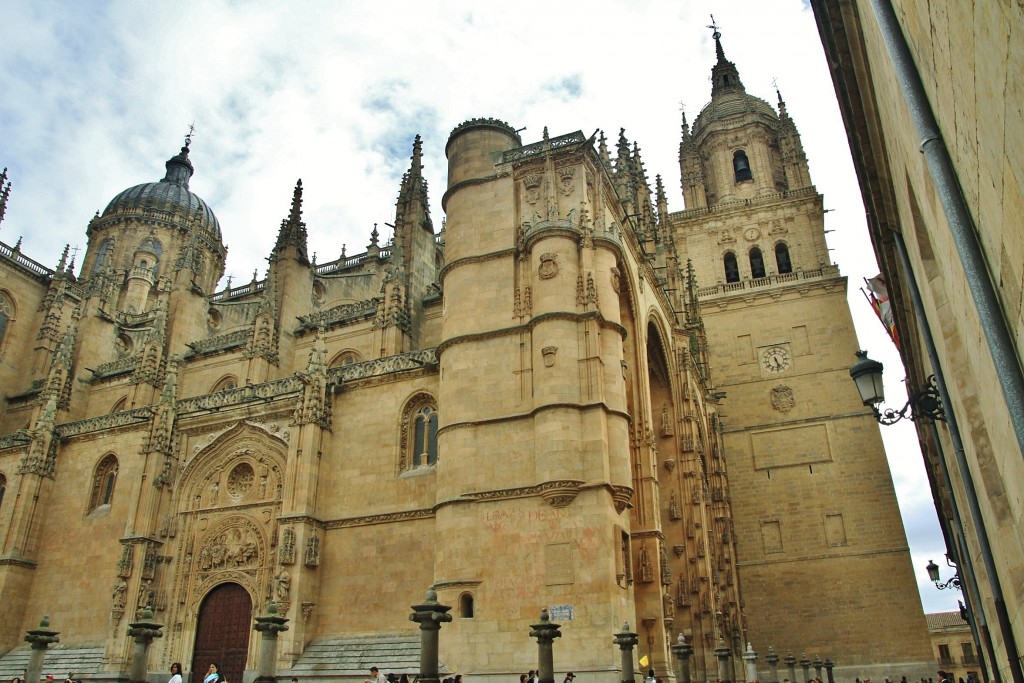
286;634;449;678
0;645;106;680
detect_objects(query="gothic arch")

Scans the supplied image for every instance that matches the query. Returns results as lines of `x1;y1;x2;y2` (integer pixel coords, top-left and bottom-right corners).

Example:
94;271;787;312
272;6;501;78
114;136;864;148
398;391;438;473
187;515;268;615
88;453;119;513
178;422;288;511
0;290;16;358
329;349;362;368
0;472;7;511
110;396;128;413
210;375;239;393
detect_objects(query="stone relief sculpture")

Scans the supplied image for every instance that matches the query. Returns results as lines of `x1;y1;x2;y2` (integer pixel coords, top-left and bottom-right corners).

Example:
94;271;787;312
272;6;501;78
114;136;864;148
639;542;653;583
280;527;296;564
274;570;291;601
304;530;320;567
112;579;128;608
670;490;682;520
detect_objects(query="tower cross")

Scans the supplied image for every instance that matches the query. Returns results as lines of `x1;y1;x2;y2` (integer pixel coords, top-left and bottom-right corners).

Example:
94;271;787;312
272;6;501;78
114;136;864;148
185;122;197;148
707;14;721;39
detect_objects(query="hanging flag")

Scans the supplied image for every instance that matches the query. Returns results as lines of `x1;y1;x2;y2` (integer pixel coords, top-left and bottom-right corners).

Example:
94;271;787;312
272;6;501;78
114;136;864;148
862;275;900;349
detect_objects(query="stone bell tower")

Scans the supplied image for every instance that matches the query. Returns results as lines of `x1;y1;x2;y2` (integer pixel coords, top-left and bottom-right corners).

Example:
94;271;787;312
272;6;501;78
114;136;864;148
667;27;933;677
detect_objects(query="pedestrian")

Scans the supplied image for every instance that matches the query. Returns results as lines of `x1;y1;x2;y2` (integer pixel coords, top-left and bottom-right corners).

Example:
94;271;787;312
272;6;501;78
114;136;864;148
520;675;528;683
645;670;656;683
454;675;462;683
367;669;388;683
938;672;951;683
203;664;220;683
169;663;183;683
564;674;575;683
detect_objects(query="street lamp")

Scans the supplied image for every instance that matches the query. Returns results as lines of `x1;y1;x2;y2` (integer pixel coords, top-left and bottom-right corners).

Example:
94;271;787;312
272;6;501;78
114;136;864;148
849;350;946;424
926;558;962;591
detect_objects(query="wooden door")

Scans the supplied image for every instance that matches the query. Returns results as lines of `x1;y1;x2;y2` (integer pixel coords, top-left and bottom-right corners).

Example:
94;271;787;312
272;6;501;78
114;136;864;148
190;583;253;683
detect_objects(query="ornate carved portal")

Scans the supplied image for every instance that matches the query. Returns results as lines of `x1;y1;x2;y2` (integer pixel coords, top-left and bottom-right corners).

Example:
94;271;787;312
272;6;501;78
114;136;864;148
189;583;252;683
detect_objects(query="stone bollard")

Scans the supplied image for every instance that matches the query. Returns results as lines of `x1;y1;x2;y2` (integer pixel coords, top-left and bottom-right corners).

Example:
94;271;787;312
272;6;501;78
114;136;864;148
812;656;823;682
799;654;811;683
253;602;290;683
823;659;834;683
671;633;693;683
715;639;733;683
530;609;562;683
25;615;60;683
765;646;780;683
742;643;758;683
409;588;452;683
784;651;797;683
613;622;639;683
127;606;164;683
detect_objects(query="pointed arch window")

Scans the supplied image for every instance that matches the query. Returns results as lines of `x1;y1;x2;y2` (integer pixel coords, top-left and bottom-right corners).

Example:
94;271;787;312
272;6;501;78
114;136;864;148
413;406;439;468
723;252;740;283
775;242;793;274
93;239;115;275
401;395;439;473
0;292;13;358
89;454;119;512
211;376;238;393
0;473;6;512
749;248;766;279
733;150;752;182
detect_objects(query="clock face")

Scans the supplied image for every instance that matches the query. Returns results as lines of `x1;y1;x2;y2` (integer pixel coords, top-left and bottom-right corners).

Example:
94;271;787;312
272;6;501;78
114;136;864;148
761;345;791;373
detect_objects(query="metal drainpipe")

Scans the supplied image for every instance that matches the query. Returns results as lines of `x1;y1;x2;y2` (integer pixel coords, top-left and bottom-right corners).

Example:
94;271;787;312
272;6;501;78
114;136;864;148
926;419;995;683
894;231;1022;683
866;0;1024;459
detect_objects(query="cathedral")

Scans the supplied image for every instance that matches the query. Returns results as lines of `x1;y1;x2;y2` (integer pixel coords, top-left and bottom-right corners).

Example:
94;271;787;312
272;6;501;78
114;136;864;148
0;32;933;683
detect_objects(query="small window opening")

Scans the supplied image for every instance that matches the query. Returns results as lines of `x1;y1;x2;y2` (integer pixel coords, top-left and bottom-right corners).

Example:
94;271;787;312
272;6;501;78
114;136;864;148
459;593;474;618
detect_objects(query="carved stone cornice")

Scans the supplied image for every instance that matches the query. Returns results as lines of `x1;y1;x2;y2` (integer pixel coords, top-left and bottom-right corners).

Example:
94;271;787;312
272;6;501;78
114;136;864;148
327;348;437;384
185;329;251;358
432;579;483;590
0;431;32;451
175;376;303;415
323;508;435;529
296;298;379;333
55;408;153;439
90;355;140;380
275;514;326;528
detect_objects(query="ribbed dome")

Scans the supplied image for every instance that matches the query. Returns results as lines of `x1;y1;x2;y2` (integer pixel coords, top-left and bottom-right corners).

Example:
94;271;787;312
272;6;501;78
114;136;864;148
691;91;778;138
101;144;221;239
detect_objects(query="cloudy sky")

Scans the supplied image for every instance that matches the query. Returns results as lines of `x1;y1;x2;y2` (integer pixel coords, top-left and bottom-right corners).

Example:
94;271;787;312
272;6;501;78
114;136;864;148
0;0;958;613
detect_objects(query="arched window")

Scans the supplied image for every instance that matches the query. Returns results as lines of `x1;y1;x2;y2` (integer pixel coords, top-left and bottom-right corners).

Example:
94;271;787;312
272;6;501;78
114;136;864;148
89;454;119;512
775;242;793;274
0;292;13;357
413;406;439;468
723;252;740;283
110;396;128;413
0;473;7;512
400;394;439;473
733;150;752;182
211;375;238;393
459;592;474;618
749;248;766;279
92;239;114;275
329;351;361;368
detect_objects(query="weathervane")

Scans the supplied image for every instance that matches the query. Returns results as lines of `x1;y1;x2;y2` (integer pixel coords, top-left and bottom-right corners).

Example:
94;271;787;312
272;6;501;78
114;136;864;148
707;14;721;40
185;122;197;149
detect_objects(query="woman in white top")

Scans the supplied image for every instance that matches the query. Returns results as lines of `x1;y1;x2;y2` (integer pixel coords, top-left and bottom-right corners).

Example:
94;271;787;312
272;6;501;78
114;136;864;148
169;663;183;683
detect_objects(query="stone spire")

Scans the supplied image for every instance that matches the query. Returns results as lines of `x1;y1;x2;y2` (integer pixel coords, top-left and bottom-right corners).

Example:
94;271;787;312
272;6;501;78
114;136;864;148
708;21;745;98
775;87;812;189
272;179;309;264
0;167;10;228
